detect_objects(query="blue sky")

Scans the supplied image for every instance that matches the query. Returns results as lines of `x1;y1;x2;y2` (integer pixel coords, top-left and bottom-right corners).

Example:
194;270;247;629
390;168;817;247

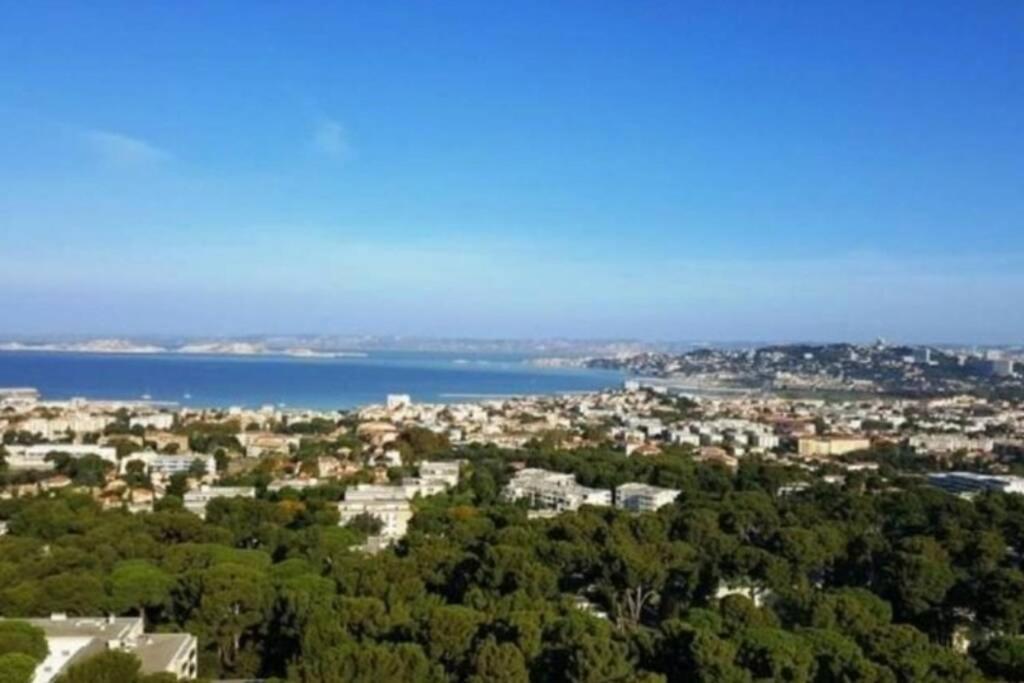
1;2;1021;343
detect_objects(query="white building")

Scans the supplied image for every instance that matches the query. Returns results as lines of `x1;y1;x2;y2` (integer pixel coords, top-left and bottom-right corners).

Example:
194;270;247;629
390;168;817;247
418;460;461;488
386;394;412;410
338;486;412;539
5;444;117;470
928;472;1024;497
2;614;196;682
909;434;994;454
119;452;215;478
183;485;256;518
614;483;681;512
17;414;115;439
130;413;175;431
267;478;321;492
503;468;612;512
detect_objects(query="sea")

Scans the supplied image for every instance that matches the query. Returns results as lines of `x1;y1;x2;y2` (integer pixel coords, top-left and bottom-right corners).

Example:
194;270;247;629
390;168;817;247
0;351;623;410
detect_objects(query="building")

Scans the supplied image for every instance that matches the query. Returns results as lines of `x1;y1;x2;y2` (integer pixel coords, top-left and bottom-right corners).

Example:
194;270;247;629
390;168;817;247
235;432;300;459
183;485;255;518
418;460;461;488
4;444;117;470
129;413;175;431
928;472;1024;497
988;359;1016;377
119;452;216;478
267;478;321;493
338;486;412;539
615;483;681;512
386;394;412;410
503;468;612;512
17;414;115;439
908;434;993;454
797;435;871;458
2;614;196;682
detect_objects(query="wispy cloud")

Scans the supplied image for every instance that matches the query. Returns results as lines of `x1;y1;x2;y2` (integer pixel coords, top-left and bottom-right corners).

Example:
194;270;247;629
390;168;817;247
83;129;170;168
311;118;351;160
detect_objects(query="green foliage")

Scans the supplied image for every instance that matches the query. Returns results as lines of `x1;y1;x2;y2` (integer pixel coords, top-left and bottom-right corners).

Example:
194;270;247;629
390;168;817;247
0;445;1019;680
0;620;48;662
973;636;1024;681
0;653;38;683
53;649;168;683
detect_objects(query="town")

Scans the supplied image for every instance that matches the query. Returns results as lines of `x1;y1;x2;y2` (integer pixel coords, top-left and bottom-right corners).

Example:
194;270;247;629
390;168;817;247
3;379;1024;681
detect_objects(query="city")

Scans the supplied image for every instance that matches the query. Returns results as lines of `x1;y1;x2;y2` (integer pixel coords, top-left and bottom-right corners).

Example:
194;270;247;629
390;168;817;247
2;1;1022;681
2;350;1024;680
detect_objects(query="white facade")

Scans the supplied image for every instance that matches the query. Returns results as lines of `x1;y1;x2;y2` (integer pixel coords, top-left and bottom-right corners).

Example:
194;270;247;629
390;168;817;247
267;478;321;492
5;444;117;470
2;615;197;682
119;452;215;477
909;434;994;454
418;460;461;488
615;483;681;512
183;485;256;518
130;413;175;431
386;394;412;410
338;486;412;539
503;468;612;512
17;414;115;439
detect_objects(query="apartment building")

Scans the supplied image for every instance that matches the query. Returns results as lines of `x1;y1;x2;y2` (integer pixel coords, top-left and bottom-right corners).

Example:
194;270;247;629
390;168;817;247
614;483;681;512
2;614;196;682
4;444;117;470
338;486;412;539
119;452;215;478
183;485;256;518
503;468;612;512
797;435;871;458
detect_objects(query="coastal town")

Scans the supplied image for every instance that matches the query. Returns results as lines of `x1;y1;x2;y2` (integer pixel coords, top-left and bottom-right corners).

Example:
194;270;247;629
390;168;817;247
3;349;1024;680
4;369;1024;539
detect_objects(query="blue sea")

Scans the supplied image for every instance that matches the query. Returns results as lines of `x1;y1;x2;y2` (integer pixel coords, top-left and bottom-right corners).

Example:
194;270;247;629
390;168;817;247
0;351;622;410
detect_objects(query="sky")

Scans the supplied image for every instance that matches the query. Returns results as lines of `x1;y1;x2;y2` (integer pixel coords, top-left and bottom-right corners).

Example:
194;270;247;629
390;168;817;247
1;1;1022;343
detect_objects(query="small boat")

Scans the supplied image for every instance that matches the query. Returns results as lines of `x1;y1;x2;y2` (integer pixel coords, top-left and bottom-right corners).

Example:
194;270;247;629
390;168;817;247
141;393;152;400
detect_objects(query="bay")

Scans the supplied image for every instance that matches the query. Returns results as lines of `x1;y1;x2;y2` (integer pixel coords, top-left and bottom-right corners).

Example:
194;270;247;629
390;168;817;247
0;350;621;410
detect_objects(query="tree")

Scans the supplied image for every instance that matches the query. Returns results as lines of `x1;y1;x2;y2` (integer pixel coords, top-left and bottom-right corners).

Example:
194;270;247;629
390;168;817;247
0;620;48;661
189;562;273;673
735;628;814;682
469;638;529;683
345;512;383;536
108;560;174;618
188;458;208;478
421;605;484;672
972;635;1024;681
55;649;141;683
0;653;37;683
878;536;956;626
